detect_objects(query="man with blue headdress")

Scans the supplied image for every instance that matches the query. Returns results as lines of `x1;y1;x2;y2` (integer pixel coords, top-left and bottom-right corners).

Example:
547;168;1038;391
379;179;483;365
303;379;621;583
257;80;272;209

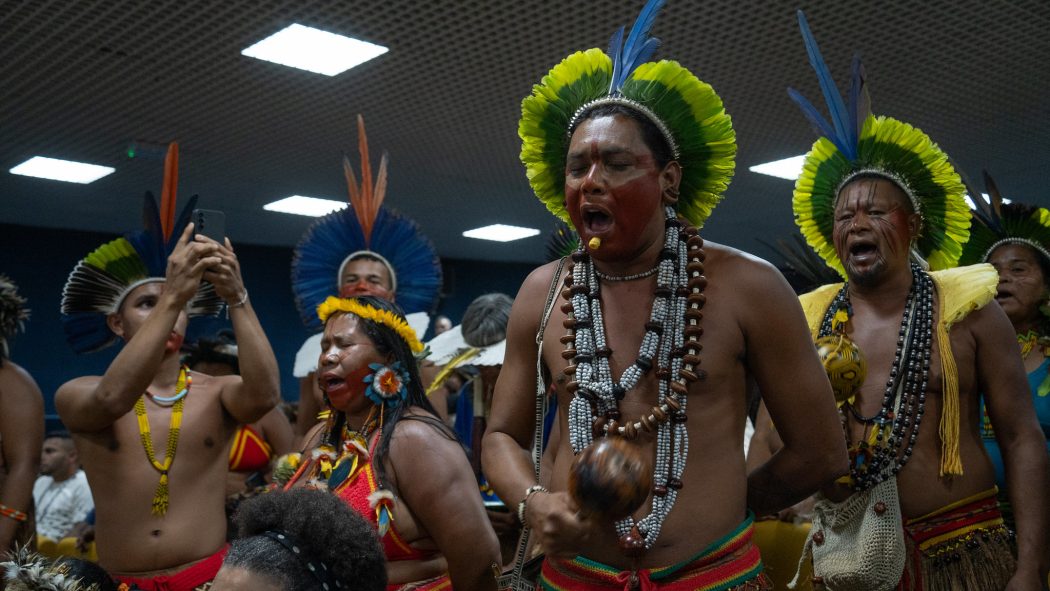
55;144;280;591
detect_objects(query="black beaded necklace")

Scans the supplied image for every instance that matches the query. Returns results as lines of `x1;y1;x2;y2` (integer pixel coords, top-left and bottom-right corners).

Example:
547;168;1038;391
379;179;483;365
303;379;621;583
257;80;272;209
818;263;934;491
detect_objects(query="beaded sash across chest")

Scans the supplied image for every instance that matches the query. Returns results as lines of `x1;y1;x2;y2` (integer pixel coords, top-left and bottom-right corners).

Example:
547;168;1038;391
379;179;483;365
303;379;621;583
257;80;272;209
819;263;934;491
564;206;707;551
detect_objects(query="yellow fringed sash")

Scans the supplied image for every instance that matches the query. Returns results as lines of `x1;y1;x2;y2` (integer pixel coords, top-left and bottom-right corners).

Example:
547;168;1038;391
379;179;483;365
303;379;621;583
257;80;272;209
799;264;998;477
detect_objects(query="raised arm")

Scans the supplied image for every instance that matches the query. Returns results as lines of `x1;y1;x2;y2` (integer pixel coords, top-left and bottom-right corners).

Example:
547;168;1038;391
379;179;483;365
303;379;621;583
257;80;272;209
0;362;43;550
741;262;848;517
392;418;500;590
56;224;221;432
976;302;1050;587
204;237;280;424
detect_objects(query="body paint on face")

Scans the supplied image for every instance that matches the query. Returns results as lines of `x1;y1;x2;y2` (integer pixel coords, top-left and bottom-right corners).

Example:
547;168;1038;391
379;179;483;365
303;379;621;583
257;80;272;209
832;178;918;286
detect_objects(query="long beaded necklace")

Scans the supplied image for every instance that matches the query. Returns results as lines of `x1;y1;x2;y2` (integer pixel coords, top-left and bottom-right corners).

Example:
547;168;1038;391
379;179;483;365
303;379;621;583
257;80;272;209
134;365;189;516
564;206;706;552
818;263;933;491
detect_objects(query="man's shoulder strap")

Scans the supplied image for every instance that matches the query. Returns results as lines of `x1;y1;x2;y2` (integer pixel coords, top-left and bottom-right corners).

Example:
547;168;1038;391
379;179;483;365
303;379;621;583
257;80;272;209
798;282;845;338
930;264;998;330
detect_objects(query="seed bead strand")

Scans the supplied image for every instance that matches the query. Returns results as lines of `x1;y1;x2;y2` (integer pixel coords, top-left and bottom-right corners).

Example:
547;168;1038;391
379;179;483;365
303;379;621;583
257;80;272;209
565;207;706;550
819;263;933;491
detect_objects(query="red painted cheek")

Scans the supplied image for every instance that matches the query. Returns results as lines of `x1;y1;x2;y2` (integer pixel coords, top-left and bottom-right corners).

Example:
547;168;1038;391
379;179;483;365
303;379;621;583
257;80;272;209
165;332;184;354
327;366;373;410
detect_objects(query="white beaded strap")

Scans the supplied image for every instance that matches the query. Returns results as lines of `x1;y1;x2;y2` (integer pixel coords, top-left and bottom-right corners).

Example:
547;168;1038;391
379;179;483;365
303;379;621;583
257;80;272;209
517;484;549;524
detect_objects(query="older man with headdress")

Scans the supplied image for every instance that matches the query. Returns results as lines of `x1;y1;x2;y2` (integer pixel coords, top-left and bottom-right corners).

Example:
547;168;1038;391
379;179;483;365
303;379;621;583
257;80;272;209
55;144;280;591
0;274;44;553
291;116;442;436
779;13;1049;590
483;1;848;589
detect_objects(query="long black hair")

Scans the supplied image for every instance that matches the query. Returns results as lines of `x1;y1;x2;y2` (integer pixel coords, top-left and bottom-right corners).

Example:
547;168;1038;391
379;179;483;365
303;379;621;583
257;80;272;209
322;296;458;486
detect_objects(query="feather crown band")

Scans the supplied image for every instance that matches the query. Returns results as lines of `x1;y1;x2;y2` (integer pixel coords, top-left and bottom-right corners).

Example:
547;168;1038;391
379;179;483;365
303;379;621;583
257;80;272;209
788;11;969;279
60;143;223;353
291;115;441;332
519;0;736;228
958;171;1050;266
317;296;424;354
0;275;29;358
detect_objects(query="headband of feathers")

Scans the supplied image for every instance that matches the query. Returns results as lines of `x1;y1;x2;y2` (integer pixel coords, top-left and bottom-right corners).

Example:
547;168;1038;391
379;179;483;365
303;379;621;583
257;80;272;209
0;275;29;360
958;171;1050;266
291;115;441;332
60;143;223;353
788;10;970;278
519;0;736;228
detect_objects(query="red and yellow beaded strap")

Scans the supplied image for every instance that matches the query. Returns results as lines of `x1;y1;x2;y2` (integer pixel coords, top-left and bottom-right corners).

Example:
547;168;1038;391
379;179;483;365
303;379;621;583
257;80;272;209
134;365;189;516
0;503;27;522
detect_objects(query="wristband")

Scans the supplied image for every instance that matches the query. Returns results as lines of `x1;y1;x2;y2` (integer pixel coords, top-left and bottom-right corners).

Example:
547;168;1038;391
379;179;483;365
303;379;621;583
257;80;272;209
0;503;27;522
230;290;249;308
516;485;548;525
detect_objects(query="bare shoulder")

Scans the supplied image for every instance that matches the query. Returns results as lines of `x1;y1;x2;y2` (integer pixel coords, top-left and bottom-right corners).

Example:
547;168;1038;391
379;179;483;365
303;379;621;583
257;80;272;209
55;375;100;400
703;241;785;290
517;260;567;309
390;408;456;451
0;361;41;392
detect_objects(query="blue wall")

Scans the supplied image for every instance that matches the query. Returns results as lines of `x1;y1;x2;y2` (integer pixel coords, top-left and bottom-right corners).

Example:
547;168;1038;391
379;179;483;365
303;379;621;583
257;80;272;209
0;223;537;421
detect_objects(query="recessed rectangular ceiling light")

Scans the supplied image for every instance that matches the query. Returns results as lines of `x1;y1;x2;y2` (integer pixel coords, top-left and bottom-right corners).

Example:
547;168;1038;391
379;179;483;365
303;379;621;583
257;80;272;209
9;156;114;184
241;23;388;76
463;224;541;242
263;195;347;217
749;154;807;181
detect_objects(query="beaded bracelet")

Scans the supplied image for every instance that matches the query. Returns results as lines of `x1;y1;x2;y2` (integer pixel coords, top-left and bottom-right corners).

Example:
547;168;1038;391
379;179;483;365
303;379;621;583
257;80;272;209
0;503;27;522
230;290;249;309
516;485;548;524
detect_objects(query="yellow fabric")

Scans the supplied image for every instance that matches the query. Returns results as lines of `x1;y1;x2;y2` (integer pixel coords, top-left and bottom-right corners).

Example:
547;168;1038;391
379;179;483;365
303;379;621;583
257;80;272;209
798;264;998;477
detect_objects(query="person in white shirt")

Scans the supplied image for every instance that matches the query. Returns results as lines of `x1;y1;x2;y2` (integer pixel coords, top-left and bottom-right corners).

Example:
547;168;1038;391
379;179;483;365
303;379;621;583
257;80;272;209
33;431;93;551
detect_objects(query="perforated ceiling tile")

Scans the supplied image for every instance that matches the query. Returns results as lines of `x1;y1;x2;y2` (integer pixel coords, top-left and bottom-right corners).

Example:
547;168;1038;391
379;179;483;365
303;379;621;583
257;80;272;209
1;0;1048;263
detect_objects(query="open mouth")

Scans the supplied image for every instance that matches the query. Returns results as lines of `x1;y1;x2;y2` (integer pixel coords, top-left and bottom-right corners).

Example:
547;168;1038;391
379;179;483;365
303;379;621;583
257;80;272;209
995;289;1013;301
582;207;613;234
848;241;877;259
320;374;347;392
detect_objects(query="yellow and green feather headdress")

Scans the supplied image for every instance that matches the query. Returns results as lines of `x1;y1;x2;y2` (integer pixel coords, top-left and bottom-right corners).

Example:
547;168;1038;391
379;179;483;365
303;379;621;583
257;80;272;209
519;0;736;227
789;11;969;278
958;171;1050;266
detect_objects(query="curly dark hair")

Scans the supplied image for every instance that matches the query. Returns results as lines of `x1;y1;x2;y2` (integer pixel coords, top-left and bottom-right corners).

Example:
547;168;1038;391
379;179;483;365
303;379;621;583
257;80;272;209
222;488;386;591
321;296;458;486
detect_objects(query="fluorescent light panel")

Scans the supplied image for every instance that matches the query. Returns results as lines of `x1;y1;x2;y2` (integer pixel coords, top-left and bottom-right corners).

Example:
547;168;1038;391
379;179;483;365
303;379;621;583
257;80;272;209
749;155;806;181
241;23;388;76
9;156;114;184
463;224;540;243
264;195;347;217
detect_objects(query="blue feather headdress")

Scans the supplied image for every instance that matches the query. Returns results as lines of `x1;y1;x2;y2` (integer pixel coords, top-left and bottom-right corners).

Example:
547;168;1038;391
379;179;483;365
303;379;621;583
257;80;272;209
60;143;223;353
789;10;969;277
291;116;441;332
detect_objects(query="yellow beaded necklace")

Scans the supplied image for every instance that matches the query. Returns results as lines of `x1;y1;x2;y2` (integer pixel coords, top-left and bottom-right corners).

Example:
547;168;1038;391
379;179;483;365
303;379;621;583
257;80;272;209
134;365;189;516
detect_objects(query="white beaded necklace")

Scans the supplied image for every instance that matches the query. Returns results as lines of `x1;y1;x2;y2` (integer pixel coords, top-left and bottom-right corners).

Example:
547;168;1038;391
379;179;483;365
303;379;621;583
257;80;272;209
564;206;707;552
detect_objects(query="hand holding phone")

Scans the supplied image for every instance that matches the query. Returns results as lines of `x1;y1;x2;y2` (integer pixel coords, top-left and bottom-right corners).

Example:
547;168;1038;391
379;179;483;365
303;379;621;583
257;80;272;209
192;209;226;244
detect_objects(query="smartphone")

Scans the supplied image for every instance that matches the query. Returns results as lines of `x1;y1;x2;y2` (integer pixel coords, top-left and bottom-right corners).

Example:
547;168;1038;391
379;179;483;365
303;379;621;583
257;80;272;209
192;209;226;243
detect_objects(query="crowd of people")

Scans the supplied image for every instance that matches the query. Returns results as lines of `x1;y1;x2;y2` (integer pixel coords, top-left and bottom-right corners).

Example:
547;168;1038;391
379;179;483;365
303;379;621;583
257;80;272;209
1;1;1048;590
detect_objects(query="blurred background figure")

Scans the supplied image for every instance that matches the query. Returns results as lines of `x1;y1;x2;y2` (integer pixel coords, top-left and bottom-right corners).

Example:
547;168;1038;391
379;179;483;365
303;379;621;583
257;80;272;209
2;548;123;591
0;274;44;553
213;488;387;591
33;431;93;559
432;315;452;336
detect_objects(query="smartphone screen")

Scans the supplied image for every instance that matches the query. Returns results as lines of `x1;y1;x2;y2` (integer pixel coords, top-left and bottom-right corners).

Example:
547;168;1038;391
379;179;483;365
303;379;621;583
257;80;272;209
192;209;226;243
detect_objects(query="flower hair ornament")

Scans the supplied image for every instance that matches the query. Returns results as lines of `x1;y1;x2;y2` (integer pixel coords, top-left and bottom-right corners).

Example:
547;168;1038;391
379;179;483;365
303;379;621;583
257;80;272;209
788;11;970;279
291;115;441;333
518;0;736;228
364;362;410;408
60;142;223;353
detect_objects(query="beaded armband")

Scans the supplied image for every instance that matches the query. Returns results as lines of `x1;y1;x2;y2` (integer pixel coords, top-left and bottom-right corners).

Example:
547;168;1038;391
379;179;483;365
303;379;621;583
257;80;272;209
0;503;28;522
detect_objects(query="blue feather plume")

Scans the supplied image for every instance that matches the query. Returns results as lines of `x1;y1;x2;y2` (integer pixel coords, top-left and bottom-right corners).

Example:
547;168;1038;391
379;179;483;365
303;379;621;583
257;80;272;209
608;0;667;94
788;10;859;160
